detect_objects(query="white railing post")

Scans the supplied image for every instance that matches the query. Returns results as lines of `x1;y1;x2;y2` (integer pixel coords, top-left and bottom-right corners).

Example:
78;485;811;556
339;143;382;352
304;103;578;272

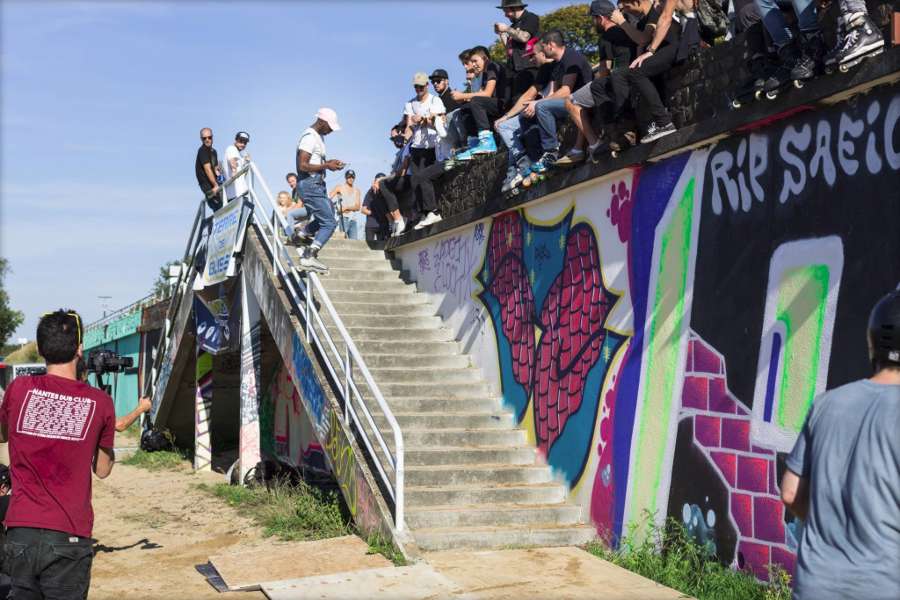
305;281;312;342
343;348;351;424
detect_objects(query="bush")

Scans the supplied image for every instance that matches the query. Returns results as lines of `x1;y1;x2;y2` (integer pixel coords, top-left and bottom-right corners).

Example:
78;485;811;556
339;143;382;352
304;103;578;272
585;515;792;600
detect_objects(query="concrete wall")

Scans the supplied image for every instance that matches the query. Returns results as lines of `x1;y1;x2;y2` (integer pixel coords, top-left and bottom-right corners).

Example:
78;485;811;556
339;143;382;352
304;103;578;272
394;84;900;579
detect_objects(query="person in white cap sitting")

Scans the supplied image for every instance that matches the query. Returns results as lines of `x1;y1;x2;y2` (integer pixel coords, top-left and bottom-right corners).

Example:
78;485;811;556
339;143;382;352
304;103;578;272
292;108;346;273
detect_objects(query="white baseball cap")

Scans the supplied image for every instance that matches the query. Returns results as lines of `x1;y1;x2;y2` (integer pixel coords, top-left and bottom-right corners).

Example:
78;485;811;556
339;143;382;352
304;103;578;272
316;107;341;132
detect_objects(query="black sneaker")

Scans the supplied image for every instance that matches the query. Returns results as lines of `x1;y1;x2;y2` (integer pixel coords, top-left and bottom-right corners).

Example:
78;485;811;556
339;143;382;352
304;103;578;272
641;121;676;144
836;14;884;66
297;246;328;273
289;230;314;246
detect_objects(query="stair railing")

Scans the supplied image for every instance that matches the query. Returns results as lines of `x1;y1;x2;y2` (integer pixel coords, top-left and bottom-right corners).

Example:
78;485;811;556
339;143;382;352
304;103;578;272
244;161;405;532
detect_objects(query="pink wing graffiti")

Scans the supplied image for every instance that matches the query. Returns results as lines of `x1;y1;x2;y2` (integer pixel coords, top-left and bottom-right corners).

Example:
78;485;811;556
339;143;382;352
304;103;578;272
533;224;613;455
486;213;536;397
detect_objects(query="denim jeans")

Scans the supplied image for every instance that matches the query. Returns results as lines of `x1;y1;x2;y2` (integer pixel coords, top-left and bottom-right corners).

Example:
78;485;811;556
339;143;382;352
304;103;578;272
297;174;337;249
338;215;360;240
754;0;818;46
283;206;309;236
534;98;568;153
497;116;527;168
4;527;94;600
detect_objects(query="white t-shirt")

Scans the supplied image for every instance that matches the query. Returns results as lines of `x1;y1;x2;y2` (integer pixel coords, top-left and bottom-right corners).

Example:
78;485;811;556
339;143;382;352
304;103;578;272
224;144;249;198
298;128;326;166
403;94;446;150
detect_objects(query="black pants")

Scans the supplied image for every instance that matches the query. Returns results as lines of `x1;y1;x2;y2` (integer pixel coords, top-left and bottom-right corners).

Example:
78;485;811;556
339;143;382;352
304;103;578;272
464;97;502;133
379;175;413;215
626;43;678;129
4;527;94;600
410;161;445;214
409;147;436;173
590;69;631;123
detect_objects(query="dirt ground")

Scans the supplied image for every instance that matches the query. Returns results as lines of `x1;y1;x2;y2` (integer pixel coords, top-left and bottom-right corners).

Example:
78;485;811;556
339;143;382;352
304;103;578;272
90;434;267;599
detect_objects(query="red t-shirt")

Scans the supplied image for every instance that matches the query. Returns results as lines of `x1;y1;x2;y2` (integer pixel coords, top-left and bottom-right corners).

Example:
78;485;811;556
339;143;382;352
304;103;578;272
0;373;115;537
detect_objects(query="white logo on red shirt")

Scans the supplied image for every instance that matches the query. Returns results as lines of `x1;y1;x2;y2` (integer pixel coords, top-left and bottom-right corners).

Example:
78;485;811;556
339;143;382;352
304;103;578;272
17;388;96;441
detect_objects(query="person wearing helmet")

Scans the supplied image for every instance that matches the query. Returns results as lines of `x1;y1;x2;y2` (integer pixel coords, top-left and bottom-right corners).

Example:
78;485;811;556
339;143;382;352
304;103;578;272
780;286;900;600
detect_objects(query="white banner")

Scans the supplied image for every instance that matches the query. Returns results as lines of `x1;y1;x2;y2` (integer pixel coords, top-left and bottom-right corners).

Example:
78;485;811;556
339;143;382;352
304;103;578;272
203;199;242;287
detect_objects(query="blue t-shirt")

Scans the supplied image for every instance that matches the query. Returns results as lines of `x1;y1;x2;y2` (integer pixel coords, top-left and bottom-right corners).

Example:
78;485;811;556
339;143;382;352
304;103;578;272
786;379;900;600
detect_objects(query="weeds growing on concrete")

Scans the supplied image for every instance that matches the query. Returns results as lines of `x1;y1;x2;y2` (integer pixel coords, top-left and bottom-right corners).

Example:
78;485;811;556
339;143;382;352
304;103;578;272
198;480;349;541
365;534;407;567
121;449;189;471
585;515;792;600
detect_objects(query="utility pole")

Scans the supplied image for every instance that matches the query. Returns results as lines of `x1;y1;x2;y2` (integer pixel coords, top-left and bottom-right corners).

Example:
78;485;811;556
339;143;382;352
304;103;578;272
98;295;112;318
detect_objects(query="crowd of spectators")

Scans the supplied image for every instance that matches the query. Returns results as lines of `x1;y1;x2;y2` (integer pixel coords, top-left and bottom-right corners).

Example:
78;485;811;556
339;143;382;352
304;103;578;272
196;0;886;242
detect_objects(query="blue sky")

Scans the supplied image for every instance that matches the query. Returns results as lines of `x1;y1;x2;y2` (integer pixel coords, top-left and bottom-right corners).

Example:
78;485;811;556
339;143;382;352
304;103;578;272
1;0;575;342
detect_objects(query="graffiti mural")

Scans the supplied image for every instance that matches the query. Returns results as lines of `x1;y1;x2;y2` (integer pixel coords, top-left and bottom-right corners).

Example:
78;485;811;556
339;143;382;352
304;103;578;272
260;363;327;472
194;348;213;472
477;209;628;487
393;80;899;584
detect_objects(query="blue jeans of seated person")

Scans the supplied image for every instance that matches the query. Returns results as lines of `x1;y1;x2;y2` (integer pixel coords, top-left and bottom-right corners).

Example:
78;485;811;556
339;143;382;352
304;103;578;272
534;99;568;153
283;206;309;236
754;0;818;47
496;115;542;169
297;174;337;249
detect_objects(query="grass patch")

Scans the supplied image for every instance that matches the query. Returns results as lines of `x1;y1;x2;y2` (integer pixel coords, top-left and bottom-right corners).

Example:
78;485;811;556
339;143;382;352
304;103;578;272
366;533;407;567
121;449;189;471
197;480;349;541
585;516;791;600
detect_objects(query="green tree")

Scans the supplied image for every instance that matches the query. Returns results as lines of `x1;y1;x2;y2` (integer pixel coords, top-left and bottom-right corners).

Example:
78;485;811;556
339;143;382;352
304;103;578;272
0;258;25;349
151;260;181;300
489;4;598;64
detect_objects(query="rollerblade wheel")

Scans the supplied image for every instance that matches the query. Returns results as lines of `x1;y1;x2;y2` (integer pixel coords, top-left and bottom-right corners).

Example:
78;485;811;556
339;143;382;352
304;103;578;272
838;63;849;73
731;98;742;109
753;90;763;100
521;176;532;188
793;79;804;89
765;90;778;100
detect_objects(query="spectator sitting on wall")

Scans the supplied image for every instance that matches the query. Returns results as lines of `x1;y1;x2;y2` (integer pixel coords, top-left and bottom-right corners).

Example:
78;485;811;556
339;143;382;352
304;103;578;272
286;172;302;202
224;131;252;201
375;132;413;237
780;287;900;600
293;108;346;273
494;41;557;191
431;69;464;159
195;127;222;210
561;0;639;164
520;30;592;174
621;0;683;143
329;170;363;240
494;0;542;101
362;173;390;242
451;46;509;159
404;72;447;172
277;190;309;241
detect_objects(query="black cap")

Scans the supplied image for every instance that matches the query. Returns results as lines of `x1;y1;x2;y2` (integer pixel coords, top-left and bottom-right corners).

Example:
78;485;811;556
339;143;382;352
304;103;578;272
235;131;250;142
345;170;356;179
869;285;900;367
590;0;615;17
497;0;527;8
375;172;386;179
429;69;449;81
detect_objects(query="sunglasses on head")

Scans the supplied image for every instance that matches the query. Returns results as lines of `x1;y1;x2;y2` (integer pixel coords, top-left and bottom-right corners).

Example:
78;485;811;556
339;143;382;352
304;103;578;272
42;310;82;346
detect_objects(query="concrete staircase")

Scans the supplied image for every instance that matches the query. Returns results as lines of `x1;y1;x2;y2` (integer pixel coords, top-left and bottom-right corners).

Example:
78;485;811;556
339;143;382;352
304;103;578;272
291;237;596;551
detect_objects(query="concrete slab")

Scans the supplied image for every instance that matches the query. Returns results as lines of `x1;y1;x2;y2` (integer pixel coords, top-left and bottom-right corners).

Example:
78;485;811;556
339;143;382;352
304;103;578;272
426;546;690;600
261;564;471;600
208;535;391;591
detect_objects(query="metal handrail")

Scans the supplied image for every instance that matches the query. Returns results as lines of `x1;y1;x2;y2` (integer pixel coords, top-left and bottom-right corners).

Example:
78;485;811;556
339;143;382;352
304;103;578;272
247;161;405;531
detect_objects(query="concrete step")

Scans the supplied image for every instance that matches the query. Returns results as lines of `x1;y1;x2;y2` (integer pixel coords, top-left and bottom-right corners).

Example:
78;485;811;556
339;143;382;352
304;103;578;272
331;302;435;317
331;314;443;329
374;381;491;398
404;464;552;487
375;412;513;430
366;367;484;385
363;354;470;369
325;290;430;305
406;502;582;529
385;396;500;413
402;428;526;447
317;268;406;283
405;446;536;467
412;524;597;551
331;326;453;343
323;256;402;271
355;340;459;357
406;482;566;507
321;278;416;293
318;238;376;251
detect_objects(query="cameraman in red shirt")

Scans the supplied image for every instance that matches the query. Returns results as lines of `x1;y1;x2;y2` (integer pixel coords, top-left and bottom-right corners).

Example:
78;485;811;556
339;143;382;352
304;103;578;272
0;309;116;599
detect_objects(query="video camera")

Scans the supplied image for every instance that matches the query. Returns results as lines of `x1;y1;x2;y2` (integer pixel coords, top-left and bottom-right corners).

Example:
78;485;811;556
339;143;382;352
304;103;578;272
84;349;133;377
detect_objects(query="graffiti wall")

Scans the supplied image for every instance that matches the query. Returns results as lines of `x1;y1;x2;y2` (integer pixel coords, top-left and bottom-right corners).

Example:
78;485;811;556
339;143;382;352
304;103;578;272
395;84;900;580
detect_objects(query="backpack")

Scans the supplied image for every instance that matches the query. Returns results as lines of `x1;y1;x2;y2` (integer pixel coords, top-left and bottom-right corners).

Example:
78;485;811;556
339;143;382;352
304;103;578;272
696;0;729;43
